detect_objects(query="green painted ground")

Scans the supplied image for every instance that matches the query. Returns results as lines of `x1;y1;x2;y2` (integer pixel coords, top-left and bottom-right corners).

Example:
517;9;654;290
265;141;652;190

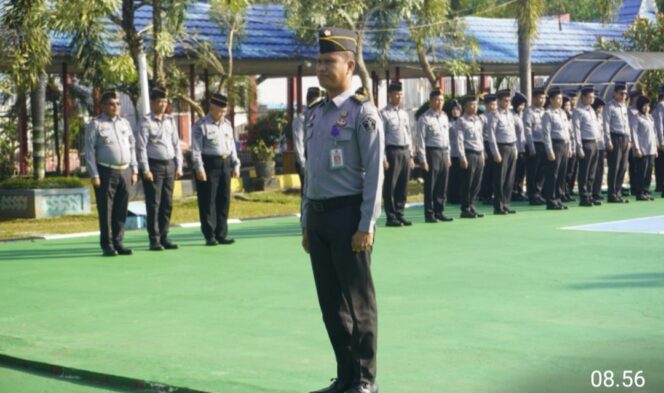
0;198;663;393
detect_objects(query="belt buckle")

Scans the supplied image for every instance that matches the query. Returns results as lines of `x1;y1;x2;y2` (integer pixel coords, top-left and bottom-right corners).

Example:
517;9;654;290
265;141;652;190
221;154;228;160
310;201;324;212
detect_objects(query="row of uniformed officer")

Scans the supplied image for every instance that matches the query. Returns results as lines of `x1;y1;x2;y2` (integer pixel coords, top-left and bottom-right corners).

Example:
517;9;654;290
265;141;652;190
542;87;573;209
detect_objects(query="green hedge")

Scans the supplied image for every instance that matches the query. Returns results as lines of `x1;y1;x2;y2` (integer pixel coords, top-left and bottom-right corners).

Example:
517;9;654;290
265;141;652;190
0;176;84;190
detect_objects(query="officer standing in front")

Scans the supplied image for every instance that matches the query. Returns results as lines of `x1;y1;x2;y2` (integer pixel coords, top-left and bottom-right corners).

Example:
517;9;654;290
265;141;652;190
604;83;631;203
84;90;138;256
136;86;183;250
456;95;486;218
511;92;528;201
293;87;323;191
573;86;601;207
487;89;519;214
524;88;547;205
380;81;414;227
542;87;573;210
191;93;241;246
479;94;497;204
301;28;383;393
653;86;664;196
417;89;453;222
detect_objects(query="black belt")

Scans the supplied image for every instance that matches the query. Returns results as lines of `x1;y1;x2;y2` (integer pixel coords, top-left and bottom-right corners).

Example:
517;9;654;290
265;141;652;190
308;194;362;213
148;158;173;165
425;146;449;151
465;149;482;154
202;154;230;160
498;142;516;146
582;139;597;143
610;133;628;138
386;145;409;150
551;139;567;143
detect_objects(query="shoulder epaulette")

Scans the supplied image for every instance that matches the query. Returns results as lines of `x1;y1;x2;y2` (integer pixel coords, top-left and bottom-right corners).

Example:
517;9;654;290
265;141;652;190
352;93;370;104
308;98;325;109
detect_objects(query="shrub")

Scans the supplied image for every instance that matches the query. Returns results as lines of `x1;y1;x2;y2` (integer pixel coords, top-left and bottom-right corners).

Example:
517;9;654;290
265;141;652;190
0;176;84;189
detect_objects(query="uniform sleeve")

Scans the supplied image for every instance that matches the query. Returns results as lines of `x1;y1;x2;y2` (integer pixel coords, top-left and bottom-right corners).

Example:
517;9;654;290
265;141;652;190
229;125;241;172
456;121;466;162
84;120;99;178
488;114;499;157
416;116;427;165
572;109;583;154
300;118;310;230
631;116;641;152
191;120;204;173
655;106;664;146
136;118;150;173
524;109;535;152
603;106;613;147
128;123;138;174
405;115;414;155
542;112;554;156
172;118;183;173
292;114;306;166
357;105;385;234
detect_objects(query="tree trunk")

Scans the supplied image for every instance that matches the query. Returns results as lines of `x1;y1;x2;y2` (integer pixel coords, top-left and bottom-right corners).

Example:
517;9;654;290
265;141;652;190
152;0;164;85
18;89;29;175
31;73;47;180
52;97;61;175
355;32;374;103
407;21;438;88
518;27;532;101
122;0;143;76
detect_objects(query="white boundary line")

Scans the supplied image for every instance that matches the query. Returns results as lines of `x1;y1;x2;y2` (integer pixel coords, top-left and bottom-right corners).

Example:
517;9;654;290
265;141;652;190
561;215;664;234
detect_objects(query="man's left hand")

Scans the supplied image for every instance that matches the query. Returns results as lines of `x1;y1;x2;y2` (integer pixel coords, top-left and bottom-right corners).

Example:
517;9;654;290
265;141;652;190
232;168;240;178
131;173;138;186
175;170;183;179
351;231;373;253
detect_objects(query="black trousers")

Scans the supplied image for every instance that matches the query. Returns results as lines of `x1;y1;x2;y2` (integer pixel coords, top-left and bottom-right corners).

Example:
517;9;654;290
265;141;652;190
634;154;655;196
629;149;638;195
307;200;377;384
479;141;493;201
143;158;175;244
607;134;630;200
526;142;546;201
565;154;578;197
423;147;449;218
296;161;305;197
655;153;664;192
196;155;232;240
593;150;606;199
577;140;599;203
382;146;411;222
512;152;526;197
460;151;484;212
492;143;517;212
95;166;131;250
543;141;568;206
448;157;462;204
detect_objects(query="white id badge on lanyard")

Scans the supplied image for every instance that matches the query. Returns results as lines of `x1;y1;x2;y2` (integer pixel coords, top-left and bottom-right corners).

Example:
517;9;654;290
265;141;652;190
330;147;345;170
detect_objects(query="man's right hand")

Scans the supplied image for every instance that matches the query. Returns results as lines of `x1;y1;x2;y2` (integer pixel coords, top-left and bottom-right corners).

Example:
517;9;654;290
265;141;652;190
578;151;585;160
383;160;389;171
92;176;101;188
196;171;207;182
528;147;536;157
606;143;613;152
302;230;309;254
143;171;153;182
547;152;556;161
421;162;429;172
460;159;468;169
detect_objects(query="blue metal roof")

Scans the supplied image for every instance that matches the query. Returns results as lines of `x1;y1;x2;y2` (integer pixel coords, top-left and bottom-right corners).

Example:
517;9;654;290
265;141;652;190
49;2;635;68
616;0;658;24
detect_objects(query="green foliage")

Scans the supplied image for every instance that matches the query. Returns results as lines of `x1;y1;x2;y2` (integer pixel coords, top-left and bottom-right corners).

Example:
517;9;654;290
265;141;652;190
246;111;287;162
0;117;18;180
0;176;84;189
247;139;276;162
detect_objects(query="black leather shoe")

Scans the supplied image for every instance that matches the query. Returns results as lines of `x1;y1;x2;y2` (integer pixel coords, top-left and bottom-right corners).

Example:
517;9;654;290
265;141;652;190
161;240;179;250
114;245;133;255
529;199;545;206
592;199;602;206
579;200;593;207
398;217;413;226
435;213;454;222
310;378;352;393
460;211;477;218
149;243;164;251
636;195;650;201
493;209;508;215
216;237;235;245
385;220;403;227
561;204;569;210
546;205;562;210
344;382;379;393
471;209;485;218
102;247;118;257
511;193;527;202
425;216;438;223
206;238;219;246
506;208;516;214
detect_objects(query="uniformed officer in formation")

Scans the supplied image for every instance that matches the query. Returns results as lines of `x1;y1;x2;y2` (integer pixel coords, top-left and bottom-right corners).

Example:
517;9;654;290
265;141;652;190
293;87;323;191
511;92;528;201
604;83;631;203
417;89;453;222
136;86;183;250
592;97;607;202
487;89;520;214
479;94;497;204
191;93;241;246
628;89;643;196
455;95;486;218
85;90;138;256
524;88;547;205
653;86;664;197
562;94;578;202
573;86;601;207
542;87;572;210
380;81;414;227
301;27;383;393
447;99;463;204
631;95;658;201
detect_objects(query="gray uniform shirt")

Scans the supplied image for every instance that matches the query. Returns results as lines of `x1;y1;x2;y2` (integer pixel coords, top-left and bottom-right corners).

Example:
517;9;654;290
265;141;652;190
514;110;526;153
449;118;459;158
596;112;606;150
631;113;658;156
416;108;450;164
136;113;183;173
542;108;571;156
380;104;412;153
191;114;240;173
652;101;664;146
454;113;484;162
523;105;545;151
603;100;631;145
292;111;306;166
572;104;601;153
301;88;384;234
84;113;137;178
488;108;518;156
